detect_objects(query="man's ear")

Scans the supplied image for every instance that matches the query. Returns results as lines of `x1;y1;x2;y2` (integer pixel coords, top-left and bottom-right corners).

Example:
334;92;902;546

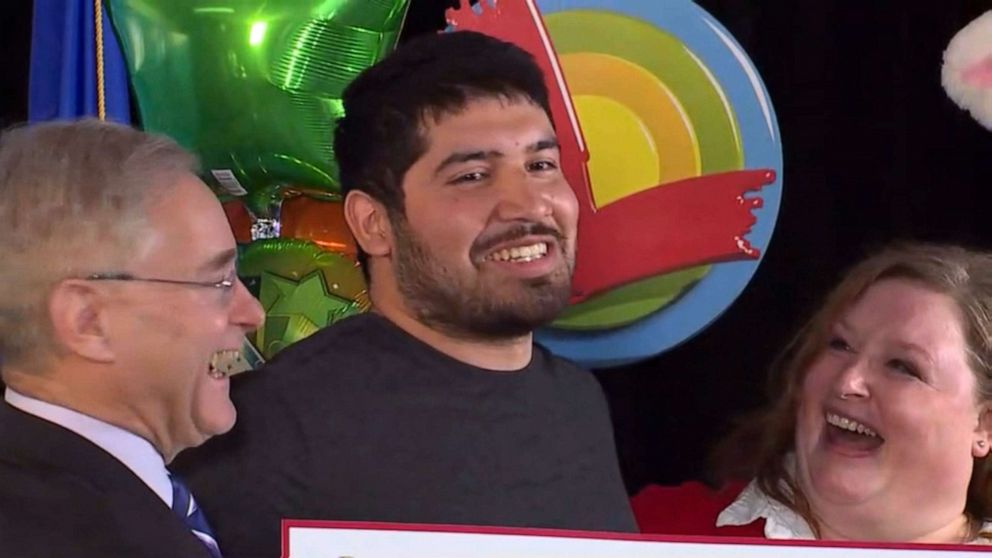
48;280;116;364
343;190;393;258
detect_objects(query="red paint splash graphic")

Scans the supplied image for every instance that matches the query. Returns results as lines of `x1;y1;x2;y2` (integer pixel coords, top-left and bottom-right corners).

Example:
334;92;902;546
447;0;775;304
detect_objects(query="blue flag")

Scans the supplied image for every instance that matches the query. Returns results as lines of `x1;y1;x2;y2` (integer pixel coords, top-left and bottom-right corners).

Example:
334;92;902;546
29;0;131;123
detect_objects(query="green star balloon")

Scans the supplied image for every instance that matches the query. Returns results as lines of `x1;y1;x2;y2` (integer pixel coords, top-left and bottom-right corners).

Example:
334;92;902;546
258;270;362;358
238;238;368;359
264;270;358;327
105;0;410;219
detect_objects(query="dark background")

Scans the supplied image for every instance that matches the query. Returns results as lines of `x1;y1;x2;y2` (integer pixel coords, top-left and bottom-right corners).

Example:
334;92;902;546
3;0;992;494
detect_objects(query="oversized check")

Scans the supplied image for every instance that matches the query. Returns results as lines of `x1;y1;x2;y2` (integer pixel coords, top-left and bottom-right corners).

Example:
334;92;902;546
282;520;991;557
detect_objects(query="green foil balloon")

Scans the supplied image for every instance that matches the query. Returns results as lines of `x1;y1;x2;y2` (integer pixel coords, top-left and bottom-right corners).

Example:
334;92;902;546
105;0;409;219
239;238;369;359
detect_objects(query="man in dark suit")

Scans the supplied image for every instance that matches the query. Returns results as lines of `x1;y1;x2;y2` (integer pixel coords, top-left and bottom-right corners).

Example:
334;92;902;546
0;119;265;557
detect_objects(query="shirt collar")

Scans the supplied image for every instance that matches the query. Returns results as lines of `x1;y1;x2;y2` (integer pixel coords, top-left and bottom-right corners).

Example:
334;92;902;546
5;388;172;507
716;478;992;544
716;479;816;539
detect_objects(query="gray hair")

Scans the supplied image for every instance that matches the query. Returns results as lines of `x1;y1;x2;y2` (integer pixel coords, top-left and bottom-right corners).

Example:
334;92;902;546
0;118;197;371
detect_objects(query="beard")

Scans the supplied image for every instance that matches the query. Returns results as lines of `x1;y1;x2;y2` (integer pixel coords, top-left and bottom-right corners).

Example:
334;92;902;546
390;214;574;340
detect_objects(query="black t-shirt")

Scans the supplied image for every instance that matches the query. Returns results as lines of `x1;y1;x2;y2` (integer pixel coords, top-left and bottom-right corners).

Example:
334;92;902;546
175;313;636;558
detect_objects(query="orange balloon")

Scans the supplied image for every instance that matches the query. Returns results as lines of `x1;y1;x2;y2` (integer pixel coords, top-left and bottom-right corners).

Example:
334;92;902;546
223;200;253;244
280;196;357;257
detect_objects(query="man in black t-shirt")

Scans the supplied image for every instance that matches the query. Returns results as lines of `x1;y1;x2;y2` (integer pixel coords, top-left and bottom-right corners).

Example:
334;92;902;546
175;31;636;558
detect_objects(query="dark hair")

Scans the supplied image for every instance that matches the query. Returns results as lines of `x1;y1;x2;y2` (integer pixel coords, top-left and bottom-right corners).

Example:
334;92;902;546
711;243;992;539
333;30;553;274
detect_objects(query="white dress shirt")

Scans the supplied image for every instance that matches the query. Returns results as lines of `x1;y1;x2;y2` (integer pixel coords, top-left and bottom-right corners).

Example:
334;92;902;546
5;388;173;508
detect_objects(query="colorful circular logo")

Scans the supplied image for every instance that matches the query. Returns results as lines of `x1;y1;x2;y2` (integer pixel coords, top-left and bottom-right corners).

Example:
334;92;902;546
533;0;783;367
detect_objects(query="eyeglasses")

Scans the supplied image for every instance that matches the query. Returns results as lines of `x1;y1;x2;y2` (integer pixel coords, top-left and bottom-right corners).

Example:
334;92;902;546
85;272;235;291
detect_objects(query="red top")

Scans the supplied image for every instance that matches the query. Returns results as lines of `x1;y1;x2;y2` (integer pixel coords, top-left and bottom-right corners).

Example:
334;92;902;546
631;481;766;537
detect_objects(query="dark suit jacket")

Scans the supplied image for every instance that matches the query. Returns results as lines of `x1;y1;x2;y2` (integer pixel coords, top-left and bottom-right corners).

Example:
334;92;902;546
0;401;213;558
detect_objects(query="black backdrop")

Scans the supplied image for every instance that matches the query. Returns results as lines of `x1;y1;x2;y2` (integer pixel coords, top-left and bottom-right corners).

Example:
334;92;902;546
3;0;992;494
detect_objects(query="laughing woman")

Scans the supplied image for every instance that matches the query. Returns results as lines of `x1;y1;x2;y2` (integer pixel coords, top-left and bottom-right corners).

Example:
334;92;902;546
633;243;992;544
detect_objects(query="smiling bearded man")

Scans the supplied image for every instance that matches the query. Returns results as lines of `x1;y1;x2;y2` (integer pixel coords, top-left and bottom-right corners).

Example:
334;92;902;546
385;94;577;342
174;30;636;558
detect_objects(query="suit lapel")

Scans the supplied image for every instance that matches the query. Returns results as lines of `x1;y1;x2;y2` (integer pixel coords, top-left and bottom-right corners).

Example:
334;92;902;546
0;402;213;558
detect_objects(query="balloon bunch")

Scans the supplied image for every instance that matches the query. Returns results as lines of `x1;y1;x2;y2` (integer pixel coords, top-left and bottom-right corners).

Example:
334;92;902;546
107;0;410;359
224;197;369;359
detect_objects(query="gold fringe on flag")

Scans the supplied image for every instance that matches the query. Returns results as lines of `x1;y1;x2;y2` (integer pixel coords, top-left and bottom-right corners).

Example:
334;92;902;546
94;0;106;120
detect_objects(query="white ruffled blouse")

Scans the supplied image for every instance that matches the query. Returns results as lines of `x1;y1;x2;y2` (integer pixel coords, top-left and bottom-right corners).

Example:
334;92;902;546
716;480;992;544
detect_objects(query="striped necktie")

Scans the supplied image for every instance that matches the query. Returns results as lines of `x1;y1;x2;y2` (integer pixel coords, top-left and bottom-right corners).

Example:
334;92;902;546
169;473;222;558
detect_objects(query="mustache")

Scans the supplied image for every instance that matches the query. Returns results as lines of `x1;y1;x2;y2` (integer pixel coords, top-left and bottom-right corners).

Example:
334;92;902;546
471;222;565;258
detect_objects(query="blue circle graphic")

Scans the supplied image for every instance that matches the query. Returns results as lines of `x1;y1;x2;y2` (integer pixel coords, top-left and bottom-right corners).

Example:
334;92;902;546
534;0;783;368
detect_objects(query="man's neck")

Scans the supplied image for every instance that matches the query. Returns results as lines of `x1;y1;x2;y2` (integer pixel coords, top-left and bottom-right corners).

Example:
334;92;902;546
371;302;534;372
3;366;177;461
